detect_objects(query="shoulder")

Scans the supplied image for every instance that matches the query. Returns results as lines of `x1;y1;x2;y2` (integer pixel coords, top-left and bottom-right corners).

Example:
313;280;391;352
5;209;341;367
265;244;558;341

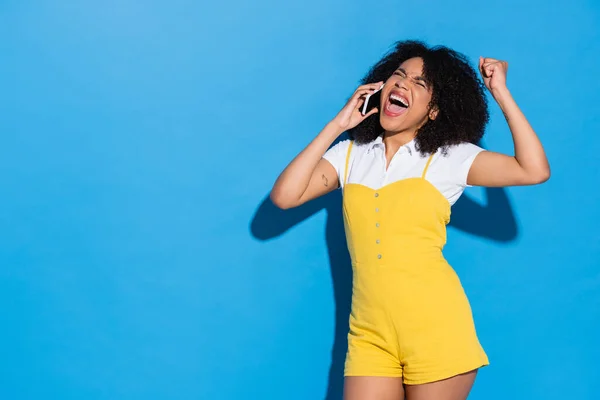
444;142;485;160
322;138;373;185
323;138;372;162
434;142;485;187
323;139;350;167
428;143;485;205
322;139;351;180
325;138;351;155
436;142;485;170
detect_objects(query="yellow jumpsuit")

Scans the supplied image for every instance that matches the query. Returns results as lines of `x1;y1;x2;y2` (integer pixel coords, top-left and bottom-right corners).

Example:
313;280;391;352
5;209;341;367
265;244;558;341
341;141;489;385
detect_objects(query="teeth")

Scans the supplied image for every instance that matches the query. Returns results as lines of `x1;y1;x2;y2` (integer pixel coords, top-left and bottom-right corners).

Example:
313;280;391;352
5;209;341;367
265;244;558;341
390;94;408;107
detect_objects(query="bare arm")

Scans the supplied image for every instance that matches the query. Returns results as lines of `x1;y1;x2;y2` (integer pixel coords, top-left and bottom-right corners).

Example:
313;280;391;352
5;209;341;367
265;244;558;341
270;82;383;209
270;123;342;209
467;58;550;187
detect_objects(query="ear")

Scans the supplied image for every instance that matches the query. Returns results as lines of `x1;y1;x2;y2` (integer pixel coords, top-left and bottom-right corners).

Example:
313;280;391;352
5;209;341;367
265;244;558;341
429;105;439;120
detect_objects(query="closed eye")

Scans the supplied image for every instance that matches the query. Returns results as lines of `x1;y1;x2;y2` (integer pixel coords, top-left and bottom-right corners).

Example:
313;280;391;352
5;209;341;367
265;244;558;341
394;70;427;88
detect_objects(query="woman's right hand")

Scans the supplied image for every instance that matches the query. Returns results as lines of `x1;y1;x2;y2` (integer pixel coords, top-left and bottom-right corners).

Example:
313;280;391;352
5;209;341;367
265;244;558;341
270;82;384;210
331;82;384;132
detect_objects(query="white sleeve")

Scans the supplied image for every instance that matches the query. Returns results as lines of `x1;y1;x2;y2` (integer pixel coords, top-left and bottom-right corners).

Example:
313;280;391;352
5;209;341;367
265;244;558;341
450;142;486;187
322;139;351;189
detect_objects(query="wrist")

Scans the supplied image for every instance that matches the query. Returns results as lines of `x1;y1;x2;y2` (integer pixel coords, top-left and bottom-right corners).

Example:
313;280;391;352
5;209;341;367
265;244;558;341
325;120;346;137
491;86;511;102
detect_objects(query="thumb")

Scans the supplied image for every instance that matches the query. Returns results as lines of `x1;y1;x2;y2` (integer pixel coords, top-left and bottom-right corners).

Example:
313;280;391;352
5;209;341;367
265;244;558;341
483;63;495;78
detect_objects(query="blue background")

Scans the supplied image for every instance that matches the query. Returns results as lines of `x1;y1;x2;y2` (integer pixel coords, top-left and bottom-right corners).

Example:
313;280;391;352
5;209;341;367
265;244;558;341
1;1;598;399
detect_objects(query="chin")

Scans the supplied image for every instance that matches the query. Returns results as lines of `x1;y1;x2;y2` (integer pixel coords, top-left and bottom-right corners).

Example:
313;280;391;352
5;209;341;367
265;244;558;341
379;114;405;132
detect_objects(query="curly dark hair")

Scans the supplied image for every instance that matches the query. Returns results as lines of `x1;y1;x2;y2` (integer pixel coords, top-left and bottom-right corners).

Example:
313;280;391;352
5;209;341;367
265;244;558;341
348;40;489;155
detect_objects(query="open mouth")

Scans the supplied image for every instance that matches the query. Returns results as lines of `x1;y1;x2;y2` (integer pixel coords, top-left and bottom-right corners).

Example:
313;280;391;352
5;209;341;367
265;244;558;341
384;92;409;117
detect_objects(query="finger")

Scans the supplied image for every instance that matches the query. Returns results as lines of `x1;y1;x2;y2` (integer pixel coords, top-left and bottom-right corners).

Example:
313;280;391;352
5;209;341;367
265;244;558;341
352;88;375;98
360;81;384;89
352;89;376;102
483;61;508;74
363;107;379;119
357;81;384;92
351;93;372;112
483;57;499;64
480;58;492;79
483;62;502;77
482;60;502;69
352;89;377;102
357;83;384;98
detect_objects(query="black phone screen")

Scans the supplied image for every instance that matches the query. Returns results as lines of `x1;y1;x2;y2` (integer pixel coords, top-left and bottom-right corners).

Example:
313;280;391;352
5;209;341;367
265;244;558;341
362;89;382;115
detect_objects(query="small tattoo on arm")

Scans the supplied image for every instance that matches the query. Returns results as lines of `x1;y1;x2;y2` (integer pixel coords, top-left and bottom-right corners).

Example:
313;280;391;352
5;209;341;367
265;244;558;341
322;174;328;187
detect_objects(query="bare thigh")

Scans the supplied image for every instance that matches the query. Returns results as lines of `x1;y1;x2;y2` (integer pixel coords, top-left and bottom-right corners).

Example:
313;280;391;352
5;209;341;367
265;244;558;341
344;376;405;400
404;370;478;400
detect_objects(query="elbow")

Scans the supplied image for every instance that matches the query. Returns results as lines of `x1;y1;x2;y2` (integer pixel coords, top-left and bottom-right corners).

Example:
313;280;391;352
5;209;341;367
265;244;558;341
529;167;551;185
269;189;296;210
539;168;551;184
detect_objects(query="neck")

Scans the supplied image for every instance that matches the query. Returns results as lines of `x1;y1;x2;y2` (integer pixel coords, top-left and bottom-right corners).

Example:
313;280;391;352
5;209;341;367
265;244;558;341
383;130;416;148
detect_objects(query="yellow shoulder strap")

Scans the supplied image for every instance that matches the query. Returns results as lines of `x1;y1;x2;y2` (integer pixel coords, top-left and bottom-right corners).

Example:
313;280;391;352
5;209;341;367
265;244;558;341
343;140;354;186
421;153;435;179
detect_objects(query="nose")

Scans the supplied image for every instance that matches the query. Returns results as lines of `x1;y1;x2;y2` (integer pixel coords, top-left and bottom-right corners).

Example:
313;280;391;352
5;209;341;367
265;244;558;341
394;77;409;91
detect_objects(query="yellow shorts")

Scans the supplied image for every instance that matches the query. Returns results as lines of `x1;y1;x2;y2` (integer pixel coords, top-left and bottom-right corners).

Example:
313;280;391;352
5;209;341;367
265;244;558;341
344;261;489;385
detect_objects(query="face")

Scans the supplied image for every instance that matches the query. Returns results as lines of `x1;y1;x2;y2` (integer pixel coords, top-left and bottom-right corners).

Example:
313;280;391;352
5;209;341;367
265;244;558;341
379;57;437;134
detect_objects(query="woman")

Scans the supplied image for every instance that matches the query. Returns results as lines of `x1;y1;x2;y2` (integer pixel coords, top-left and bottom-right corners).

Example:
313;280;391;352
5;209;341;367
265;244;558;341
270;40;550;400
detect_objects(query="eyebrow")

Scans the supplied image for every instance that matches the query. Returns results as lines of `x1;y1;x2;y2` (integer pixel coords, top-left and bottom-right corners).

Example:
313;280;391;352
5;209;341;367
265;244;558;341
397;67;427;83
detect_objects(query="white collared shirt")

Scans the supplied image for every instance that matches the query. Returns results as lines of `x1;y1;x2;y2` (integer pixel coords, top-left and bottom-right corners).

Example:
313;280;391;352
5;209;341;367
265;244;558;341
322;136;484;206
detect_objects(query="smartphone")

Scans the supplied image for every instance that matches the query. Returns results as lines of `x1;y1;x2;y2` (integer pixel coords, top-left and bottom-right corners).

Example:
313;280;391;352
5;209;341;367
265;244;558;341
360;84;384;116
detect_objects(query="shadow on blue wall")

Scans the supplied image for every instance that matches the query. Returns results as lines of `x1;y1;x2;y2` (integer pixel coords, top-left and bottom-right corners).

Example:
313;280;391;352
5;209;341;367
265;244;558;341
250;144;518;399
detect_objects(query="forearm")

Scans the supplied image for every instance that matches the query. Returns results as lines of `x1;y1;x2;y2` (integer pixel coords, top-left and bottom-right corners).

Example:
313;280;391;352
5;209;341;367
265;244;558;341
270;122;342;205
493;88;550;180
